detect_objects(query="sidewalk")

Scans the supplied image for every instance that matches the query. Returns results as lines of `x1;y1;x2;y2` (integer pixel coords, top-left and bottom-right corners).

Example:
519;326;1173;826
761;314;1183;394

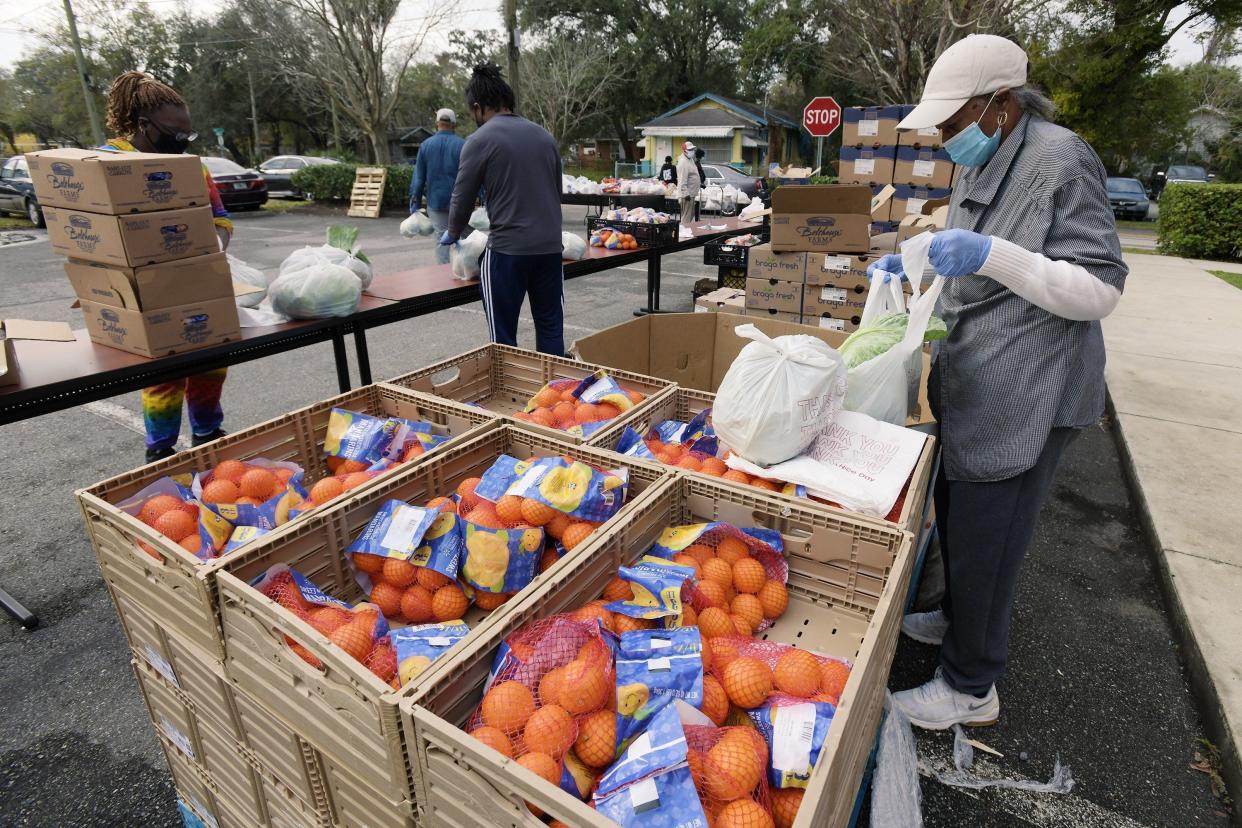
1104;250;1242;811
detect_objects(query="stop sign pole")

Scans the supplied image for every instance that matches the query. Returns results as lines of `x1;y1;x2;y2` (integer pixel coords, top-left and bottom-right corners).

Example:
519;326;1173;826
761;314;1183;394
803;96;841;174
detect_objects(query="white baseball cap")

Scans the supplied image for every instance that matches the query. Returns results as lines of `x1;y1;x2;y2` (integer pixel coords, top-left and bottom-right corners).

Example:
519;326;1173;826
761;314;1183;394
683;141;696;152
436;108;457;124
898;35;1028;130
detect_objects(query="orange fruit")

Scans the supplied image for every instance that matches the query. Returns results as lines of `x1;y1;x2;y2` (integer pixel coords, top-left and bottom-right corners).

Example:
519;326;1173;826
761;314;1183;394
545;512;572;540
474;591;511;611
595;403;621;420
750;478;779;492
655;451;676;465
524;704;575;760
561;522;594;551
685;544;716;566
570;602;612;630
772;788;804;828
400;585;435;623
706;730;764;802
367;640;397;682
730;614;755;636
469;725;514;759
466;504;505;529
370;581;405;618
700;674;730;726
416;567;451;590
558;657;610;715
154;509;196;542
574;403;600;424
717;798;775;828
432;584;469;621
456;477;483;512
602;576;633;602
326;456;344;473
715;536;750;565
682;604;699;628
722;470;751;484
343;472;372;491
722;657;772;709
708;637;741;672
696;580;729;609
611;614;654;634
427;496;455;514
671;553;701;577
235;496;262;506
757;581;789;619
700;457;728;476
574;709;616;768
354;552;385;575
310;477;345;503
731;594;765;632
481;681;536;734
382;558;418;588
239;468;277;500
676;455;703;472
178;534;202;555
698;607;734;639
540;548;560;572
820;660;850;699
559;389;578;403
327;616;374;662
307;605;351;635
139;494;183;525
538;665;569;707
552;401;576;424
534;386;562;408
774;649;822;698
733;558;767;594
496;495;526;526
201;479;239;504
515;749;560;785
702;558;734;589
531;407;557;428
625;389;644;404
290;642;322;669
338;459;369;475
519;499;555;526
213;460;248;484
402;442;426;462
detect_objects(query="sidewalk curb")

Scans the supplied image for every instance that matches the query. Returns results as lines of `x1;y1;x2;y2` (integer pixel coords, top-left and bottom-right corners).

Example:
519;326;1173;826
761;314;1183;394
1105;392;1240;824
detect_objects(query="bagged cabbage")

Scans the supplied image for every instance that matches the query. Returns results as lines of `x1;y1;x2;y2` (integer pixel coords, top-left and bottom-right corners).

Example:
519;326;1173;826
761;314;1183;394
401;211;435;237
451;231;489;280
469;207;490;231
268;261;362;318
280;225;374;289
227;255;268;308
562;232;587;261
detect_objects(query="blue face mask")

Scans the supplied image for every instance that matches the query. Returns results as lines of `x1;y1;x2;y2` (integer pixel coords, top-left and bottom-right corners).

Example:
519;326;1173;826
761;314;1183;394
943;92;1004;168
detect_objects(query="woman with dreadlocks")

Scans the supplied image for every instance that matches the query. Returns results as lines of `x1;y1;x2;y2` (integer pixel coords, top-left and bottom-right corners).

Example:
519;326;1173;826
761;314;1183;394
101;71;233;463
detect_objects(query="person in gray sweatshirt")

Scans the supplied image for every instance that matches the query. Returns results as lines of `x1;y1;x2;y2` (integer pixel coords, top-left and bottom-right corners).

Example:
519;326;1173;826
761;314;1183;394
441;65;565;356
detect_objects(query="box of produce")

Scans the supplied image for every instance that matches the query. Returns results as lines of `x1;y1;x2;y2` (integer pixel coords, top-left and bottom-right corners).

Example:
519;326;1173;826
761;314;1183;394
586;208;678;248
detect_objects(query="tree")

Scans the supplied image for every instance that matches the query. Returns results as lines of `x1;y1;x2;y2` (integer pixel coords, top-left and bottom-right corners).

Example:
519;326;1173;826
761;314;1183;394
0;68;18;153
519;35;631;150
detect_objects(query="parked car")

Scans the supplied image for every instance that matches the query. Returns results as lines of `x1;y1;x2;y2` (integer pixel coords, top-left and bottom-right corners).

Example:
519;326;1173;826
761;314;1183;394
700;163;761;198
0;155;44;227
1152;164;1210;199
258;155;339;198
202;156;268;211
1105;177;1151;220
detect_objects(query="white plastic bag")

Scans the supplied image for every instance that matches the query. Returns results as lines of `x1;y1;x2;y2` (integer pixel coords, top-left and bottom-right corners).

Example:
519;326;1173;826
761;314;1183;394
451;231;489;280
842;232;945;425
268;262;362;319
728;409;927;517
236;304;290;327
561;232;587;261
401;212;434;237
227;254;268;308
279;244;373;290
469;207;490;231
713;325;848;466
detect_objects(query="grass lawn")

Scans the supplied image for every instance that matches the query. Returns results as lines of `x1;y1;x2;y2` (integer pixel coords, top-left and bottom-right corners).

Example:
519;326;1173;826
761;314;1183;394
1210;270;1242;291
261;199;310;213
0;216;35;230
1122;246;1162;256
1116;219;1157;231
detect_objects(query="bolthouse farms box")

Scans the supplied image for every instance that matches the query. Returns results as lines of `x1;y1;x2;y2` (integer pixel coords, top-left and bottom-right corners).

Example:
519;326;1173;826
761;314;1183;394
25;149;210;214
770;184;873;254
44;205;218;267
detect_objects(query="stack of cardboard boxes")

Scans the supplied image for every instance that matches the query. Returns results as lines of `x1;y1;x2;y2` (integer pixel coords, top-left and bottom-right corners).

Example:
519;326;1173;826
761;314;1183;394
27;148;243;358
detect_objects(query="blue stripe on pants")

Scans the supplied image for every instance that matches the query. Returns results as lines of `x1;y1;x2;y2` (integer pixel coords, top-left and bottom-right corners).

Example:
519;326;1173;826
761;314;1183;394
479;249;565;356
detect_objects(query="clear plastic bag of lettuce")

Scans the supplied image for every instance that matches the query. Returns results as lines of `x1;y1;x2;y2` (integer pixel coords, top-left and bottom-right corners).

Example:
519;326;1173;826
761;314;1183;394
268;260;362;318
280;225;373;289
838;300;948;369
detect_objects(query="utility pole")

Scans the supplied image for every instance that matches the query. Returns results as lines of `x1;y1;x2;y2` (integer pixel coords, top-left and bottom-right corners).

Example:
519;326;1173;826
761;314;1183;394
330;97;342;157
247;71;261;163
504;0;520;107
62;0;104;145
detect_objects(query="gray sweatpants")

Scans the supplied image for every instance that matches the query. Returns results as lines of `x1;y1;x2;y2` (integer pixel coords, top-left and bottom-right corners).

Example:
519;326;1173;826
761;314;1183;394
936;427;1078;695
428;209;451;265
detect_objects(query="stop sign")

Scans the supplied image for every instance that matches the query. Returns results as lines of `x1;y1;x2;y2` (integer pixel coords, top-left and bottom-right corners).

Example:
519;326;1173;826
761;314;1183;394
803;96;842;138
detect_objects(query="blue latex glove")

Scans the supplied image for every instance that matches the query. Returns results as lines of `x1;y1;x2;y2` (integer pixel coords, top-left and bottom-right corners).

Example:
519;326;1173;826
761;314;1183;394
928;228;992;277
866;253;907;284
438;230;458;246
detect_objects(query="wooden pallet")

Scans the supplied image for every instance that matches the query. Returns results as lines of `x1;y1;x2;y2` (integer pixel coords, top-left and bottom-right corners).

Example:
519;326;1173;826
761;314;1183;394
347;167;387;218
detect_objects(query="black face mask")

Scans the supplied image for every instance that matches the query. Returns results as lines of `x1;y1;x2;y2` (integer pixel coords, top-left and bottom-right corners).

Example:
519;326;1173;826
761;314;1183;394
143;120;193;154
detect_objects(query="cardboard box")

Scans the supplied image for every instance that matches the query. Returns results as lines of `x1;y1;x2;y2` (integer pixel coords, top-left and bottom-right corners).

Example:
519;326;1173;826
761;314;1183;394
899;123;945;148
894;147;954;188
747;243;809;282
800;308;861;333
695;287;746;314
770;185;872;254
0;319;75;387
64;252;236;311
745;277;803;315
78;294;241;358
896;202;950;244
25;148;210;214
891;185;952;221
842;105;904;146
870;185;895;222
744;308;802;324
44;205;218;267
838;146;897;185
804;252;893;286
871;221;899;236
870;231;899;254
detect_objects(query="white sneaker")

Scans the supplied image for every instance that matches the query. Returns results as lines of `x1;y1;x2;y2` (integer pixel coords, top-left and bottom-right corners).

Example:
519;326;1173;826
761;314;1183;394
891;668;1000;730
902;609;949;645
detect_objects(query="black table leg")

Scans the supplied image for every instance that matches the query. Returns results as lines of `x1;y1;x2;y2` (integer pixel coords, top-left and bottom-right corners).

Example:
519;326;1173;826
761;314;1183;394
635;248;672;316
0;586;37;629
331;328;351;392
353;326;373;386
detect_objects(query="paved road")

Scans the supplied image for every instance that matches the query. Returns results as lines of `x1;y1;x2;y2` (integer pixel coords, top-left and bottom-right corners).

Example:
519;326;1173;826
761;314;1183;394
0;207;1225;826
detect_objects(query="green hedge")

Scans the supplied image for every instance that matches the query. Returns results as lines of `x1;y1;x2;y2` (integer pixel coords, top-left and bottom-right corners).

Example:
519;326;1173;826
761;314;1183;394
291;163;414;210
1157;183;1242;261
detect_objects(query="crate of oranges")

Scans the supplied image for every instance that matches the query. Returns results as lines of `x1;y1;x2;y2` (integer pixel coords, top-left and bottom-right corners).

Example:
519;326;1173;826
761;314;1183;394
400;472;914;828
381;344;677;445
213;424;677;818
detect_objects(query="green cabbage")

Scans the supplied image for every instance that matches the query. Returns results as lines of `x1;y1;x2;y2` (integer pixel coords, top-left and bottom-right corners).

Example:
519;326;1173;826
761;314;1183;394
838;313;947;369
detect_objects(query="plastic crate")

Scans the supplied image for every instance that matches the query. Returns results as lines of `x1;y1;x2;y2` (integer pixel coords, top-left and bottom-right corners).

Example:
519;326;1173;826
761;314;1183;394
214;425;676;816
400;473;914;827
719;266;747;290
381;344;677;445
585;216;678;247
231;689;330;812
703;228;767;268
77;384;496;661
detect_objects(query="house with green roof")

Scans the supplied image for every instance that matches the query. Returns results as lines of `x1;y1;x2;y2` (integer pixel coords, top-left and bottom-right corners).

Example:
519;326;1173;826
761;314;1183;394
637;94;802;172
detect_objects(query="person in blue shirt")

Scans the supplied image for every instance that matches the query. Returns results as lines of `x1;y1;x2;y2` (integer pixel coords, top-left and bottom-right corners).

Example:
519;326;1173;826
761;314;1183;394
409;108;466;264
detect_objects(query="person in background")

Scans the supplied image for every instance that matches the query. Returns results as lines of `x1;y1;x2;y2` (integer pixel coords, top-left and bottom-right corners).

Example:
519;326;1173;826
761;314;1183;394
658;155;678;185
676;142;701;226
870;35;1127;730
694;147;708;220
441;65;565;356
409;108;465;265
101;71;233;463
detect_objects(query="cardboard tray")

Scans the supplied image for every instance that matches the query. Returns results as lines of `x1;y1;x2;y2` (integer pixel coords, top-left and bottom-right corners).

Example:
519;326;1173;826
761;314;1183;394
213;425;676;815
77;384;497;661
400;474;914;828
380;344;677;445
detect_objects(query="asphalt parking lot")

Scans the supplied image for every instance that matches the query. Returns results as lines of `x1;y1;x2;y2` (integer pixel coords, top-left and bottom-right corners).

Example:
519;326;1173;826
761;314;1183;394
0;205;1226;826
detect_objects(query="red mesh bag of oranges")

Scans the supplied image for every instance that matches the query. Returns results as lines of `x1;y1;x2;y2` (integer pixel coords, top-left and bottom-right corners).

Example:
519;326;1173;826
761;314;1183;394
513;370;646;438
707;636;852;714
192;458;308;530
118;477;234;561
252;563;399;687
464;614;616;808
684;724;776;828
